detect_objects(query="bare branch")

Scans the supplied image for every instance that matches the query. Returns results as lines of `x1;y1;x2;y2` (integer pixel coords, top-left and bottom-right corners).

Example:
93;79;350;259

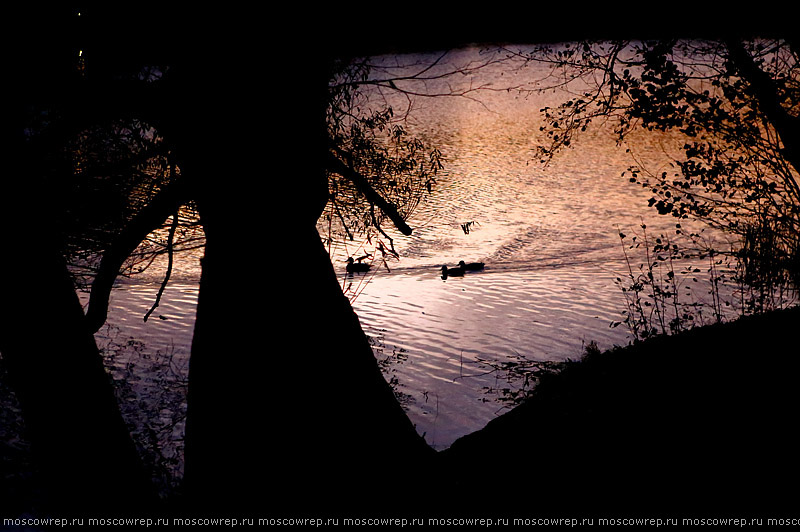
84;178;191;333
325;151;412;236
143;211;179;322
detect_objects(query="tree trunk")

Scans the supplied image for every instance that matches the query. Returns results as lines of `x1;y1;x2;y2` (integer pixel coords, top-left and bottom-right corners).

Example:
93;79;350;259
0;119;155;515
177;52;433;514
726;39;800;180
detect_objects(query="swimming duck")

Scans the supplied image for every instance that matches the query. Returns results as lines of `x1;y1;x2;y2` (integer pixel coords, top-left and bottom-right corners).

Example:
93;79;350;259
346;257;371;273
441;265;465;279
458;260;485;271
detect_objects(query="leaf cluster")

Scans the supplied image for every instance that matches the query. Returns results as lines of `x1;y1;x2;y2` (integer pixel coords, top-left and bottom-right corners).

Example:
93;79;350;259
532;38;800;290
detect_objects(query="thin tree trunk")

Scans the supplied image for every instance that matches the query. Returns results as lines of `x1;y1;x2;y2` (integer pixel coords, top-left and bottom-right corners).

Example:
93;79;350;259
726;39;800;178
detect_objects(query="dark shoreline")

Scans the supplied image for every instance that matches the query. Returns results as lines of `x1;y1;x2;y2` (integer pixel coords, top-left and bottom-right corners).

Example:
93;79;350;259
440;304;800;515
3;305;799;518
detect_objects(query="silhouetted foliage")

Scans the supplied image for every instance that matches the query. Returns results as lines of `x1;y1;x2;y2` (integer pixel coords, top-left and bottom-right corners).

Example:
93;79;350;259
529;39;800;297
322;50;521;263
324;58;443;258
20;76;203;293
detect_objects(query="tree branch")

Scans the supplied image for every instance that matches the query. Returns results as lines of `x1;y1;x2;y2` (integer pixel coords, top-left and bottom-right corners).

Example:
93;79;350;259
84;178;191;333
325;151;413;236
143;210;179;322
726;39;800;176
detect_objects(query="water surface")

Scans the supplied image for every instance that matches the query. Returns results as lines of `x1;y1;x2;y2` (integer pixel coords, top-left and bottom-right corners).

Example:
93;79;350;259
324;48;732;448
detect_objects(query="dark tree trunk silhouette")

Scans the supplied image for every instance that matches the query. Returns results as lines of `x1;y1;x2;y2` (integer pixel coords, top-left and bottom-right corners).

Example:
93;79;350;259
3;17;435;513
1;110;155;514
171;53;433;513
726;39;800;177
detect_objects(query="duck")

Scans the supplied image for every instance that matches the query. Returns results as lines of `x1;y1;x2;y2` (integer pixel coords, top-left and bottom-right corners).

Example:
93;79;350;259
441;265;465;279
458;260;485;271
346;257;371;273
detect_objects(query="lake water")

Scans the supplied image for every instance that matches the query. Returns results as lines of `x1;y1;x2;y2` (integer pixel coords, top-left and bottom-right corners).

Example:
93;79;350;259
324;47;738;448
87;47;740;457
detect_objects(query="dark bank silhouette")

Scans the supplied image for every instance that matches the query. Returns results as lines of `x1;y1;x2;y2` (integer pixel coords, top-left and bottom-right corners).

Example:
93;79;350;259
442;305;800;515
3;6;799;519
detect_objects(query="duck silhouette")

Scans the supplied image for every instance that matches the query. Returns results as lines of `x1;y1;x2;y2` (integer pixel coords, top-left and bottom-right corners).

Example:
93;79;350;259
458;260;485;271
441;265;465;279
346;257;371;273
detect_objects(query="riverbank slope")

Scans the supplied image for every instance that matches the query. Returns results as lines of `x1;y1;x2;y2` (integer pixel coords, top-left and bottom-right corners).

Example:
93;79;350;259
439;305;800;516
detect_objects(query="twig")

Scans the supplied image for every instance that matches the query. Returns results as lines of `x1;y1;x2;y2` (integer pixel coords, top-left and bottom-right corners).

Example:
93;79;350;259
326;150;413;236
144;212;178;322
